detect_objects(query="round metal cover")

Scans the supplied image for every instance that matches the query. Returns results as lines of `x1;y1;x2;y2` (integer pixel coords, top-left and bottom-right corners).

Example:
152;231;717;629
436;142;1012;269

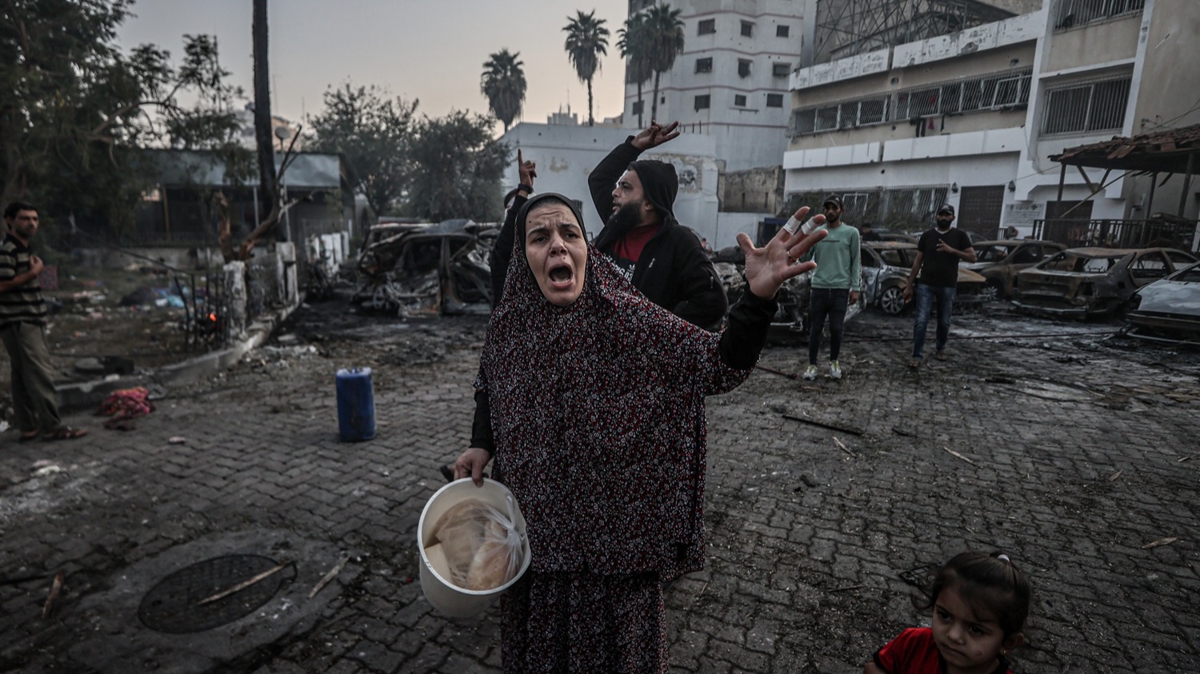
138;554;293;634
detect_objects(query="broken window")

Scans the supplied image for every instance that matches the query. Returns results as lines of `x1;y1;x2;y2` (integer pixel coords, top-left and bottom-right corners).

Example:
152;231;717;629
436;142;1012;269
738;59;752;78
1055;0;1145;30
695;57;713;73
698;18;715;35
1130;252;1169;280
1042;76;1132;135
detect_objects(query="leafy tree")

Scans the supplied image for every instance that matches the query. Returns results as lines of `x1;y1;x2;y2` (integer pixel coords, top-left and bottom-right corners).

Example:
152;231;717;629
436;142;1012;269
405;111;508;222
564;10;610;127
309;84;418;217
0;0;245;232
644;3;685;121
618;12;654;128
480;49;526;132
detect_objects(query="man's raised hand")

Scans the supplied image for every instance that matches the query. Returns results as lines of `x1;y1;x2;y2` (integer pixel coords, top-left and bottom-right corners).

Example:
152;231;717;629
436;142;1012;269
738;206;827;299
630;120;681;151
517;149;536;188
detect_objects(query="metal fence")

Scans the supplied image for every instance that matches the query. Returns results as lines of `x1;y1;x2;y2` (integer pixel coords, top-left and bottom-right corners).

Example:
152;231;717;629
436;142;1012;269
1032;218;1199;251
1054;0;1145;30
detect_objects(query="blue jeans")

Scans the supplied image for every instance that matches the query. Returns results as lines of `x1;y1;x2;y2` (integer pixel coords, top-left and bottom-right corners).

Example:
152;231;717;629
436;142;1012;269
808;288;849;365
912;283;956;359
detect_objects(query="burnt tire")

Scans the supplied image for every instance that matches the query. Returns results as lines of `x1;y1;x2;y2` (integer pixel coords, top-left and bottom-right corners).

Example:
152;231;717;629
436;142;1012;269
880;285;906;315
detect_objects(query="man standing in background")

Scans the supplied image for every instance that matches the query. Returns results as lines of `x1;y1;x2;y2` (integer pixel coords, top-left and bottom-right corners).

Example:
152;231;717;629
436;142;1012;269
801;196;860;381
903;204;976;368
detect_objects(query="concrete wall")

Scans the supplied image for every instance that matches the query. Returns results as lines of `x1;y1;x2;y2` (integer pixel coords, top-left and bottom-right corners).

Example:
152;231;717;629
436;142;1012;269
723;165;784;213
499;123;721;243
1045;12;1140;72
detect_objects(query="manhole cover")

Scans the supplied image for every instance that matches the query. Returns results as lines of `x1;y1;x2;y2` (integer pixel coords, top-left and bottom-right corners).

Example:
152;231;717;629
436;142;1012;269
138;554;293;634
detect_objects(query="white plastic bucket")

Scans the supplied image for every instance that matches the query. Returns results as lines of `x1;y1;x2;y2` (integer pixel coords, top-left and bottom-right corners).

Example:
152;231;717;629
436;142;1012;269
417;477;530;618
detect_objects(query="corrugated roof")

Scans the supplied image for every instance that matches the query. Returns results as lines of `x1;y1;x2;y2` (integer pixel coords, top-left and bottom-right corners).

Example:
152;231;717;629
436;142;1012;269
1051;123;1200;174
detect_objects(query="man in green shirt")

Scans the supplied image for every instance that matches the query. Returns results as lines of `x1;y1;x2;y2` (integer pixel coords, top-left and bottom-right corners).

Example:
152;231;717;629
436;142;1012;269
801;196;860;380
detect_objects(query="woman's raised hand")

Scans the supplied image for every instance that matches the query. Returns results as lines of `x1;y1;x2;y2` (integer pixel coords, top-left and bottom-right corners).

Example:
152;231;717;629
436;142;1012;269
737;206;828;300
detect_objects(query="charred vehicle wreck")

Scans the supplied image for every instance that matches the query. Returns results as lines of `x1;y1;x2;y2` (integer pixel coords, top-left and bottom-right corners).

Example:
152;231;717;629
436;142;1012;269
353;220;497;317
1011;247;1197;318
1124;261;1200;342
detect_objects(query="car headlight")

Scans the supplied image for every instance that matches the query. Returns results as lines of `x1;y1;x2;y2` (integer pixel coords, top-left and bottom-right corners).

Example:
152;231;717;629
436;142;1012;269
1127;293;1142;312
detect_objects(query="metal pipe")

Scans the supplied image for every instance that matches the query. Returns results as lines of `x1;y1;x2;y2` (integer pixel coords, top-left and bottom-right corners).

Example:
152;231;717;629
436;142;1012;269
1178;152;1195;217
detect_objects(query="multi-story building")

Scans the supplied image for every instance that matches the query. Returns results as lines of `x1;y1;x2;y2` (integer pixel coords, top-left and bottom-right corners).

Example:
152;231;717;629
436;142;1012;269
623;0;817;173
783;0;1200;240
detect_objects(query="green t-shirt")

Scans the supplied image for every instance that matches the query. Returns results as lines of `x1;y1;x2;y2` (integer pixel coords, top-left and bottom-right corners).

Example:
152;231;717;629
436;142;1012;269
803;223;861;291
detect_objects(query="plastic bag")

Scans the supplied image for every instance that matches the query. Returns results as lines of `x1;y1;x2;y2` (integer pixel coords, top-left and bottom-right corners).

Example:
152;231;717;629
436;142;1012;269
430;495;524;591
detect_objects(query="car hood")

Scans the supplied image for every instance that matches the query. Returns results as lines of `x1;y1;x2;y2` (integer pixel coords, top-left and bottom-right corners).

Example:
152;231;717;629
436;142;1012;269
1134;278;1200;317
958;268;986;283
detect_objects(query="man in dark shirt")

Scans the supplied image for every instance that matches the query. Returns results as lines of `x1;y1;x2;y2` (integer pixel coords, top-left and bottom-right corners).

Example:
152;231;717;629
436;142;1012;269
0;201;86;441
587;121;727;330
902;204;976;367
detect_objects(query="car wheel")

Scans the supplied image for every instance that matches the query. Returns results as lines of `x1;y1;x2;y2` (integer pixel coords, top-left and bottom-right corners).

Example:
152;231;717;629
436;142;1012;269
979;280;1004;303
880;286;905;315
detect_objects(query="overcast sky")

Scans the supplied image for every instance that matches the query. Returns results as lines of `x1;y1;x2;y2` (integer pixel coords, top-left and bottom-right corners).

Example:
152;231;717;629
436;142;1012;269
117;0;630;131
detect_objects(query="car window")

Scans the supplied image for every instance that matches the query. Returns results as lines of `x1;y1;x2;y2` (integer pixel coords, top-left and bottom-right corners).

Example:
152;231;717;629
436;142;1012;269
861;248;878;268
975;245;1005;262
1167;251;1198;267
1174;264;1200;283
1081;256;1121;273
1130;252;1169;280
1042;252;1076;271
1011;246;1039;264
879;249;905;267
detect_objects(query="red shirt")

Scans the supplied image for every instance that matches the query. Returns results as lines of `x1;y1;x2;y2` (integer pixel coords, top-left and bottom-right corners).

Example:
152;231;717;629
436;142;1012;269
611;224;661;277
873;627;1012;674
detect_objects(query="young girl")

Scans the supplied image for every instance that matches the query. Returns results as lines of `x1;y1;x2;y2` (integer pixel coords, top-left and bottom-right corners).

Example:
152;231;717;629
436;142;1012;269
866;551;1032;674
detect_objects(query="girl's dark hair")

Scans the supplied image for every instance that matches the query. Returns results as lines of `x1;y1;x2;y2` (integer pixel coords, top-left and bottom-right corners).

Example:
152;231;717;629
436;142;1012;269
916;551;1031;636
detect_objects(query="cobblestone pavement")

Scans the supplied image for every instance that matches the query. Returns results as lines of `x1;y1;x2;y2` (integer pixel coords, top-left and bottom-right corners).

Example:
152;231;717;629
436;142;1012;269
1;303;1198;673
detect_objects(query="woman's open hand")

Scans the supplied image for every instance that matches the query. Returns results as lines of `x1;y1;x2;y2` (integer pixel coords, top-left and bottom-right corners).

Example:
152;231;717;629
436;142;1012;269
738;206;828;299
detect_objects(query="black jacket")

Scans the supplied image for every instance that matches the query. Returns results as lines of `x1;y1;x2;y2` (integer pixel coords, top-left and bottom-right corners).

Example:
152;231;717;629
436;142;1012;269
588;139;727;330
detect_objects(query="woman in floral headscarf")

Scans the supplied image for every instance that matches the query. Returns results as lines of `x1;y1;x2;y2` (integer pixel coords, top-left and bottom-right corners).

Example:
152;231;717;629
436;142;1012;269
454;193;826;673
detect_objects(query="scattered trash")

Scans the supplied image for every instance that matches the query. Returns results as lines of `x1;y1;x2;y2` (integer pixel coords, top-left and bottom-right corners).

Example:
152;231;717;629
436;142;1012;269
782;413;864;436
891;426;915;437
1142;537;1179;550
42;571;64;619
832;436;854;457
942;446;976;465
196;561;292;606
1107;470;1123;482
32;465;64;477
168;437;187;445
308;554;350;599
96;387;155;430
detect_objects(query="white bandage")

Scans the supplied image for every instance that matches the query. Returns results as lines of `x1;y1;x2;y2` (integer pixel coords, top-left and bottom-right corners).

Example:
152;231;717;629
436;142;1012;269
783;216;815;235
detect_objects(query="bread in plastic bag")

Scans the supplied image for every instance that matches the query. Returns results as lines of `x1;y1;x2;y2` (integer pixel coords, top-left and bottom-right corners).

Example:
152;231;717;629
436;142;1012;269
430;495;524;591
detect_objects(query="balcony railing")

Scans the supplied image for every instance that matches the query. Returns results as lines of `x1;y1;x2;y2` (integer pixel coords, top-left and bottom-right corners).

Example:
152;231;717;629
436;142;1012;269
1032;218;1199;251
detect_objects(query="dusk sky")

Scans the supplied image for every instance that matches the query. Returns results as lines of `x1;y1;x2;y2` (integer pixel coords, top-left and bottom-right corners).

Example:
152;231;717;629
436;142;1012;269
117;0;631;132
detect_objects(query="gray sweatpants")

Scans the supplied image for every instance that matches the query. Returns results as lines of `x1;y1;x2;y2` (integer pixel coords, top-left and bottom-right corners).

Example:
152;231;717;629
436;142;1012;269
1;322;61;434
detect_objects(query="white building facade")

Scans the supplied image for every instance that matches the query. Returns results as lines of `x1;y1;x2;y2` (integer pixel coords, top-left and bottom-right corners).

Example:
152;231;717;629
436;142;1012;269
624;0;818;172
783;0;1200;239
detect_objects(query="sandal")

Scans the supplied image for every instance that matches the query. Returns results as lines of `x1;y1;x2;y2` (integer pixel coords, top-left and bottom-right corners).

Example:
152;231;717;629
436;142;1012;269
18;428;40;442
43;427;87;441
935;351;947;361
908;359;921;369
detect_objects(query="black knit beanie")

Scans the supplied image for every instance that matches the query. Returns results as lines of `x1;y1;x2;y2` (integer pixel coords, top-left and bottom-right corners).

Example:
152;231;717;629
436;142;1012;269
628;159;678;224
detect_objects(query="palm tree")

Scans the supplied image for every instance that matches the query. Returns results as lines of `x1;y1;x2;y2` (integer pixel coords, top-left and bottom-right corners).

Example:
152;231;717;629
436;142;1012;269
618;12;653;128
481;49;527;132
564;10;610;127
644;3;685;122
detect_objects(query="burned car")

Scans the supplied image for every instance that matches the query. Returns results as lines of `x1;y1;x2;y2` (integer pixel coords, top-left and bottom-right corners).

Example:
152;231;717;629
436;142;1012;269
859;241;989;315
1123;261;1200;342
353;219;497;317
964;239;1066;301
1011;247;1198;318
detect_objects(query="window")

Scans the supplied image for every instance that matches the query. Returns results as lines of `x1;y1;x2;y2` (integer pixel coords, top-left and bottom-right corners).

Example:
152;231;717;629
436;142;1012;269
740;20;753;37
1130;252;1169;280
695;57;713;74
632;100;643;115
1167;251;1198;267
1055;0;1144;30
791;96;889;134
738;59;751;78
1042;76;1132;135
734;94;747;107
772;63;791;78
698;18;715;35
766;93;784;108
694;94;711;110
776;25;790;38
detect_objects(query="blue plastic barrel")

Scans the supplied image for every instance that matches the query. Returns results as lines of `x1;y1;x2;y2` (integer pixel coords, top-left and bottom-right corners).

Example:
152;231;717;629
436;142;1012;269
336;367;376;442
